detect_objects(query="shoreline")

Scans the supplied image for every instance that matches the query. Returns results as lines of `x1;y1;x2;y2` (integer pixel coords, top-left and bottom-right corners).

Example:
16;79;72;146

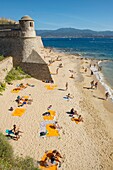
0;47;113;169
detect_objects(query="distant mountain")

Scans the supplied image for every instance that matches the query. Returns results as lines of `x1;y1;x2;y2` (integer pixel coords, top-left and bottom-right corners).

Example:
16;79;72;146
36;28;113;38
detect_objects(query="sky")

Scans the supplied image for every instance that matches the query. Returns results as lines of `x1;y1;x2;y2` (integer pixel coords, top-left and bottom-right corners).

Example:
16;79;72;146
1;0;113;31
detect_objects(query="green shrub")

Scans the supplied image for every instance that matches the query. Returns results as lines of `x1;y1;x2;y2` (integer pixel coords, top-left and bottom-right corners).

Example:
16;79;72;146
0;133;13;162
0;133;39;170
0;159;12;170
5;67;31;83
13;157;39;170
0;82;6;92
0;55;4;61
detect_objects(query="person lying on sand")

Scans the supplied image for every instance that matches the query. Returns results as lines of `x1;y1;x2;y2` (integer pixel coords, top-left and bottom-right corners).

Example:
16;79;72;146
19;83;27;89
66;93;74;100
55;56;62;61
72;115;83;122
44;150;62;168
70;108;78;116
11;125;23;140
54;121;62;130
42;80;54;83
69;74;74;78
9;107;14;111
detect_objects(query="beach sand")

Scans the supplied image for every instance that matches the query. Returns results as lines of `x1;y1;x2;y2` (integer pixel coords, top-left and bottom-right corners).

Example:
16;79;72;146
0;48;113;170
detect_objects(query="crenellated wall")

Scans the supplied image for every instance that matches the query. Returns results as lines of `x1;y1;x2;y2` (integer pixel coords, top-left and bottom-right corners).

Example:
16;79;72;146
0;57;13;83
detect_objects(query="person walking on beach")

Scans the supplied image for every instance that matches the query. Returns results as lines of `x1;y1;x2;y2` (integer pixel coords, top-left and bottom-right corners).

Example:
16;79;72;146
85;68;87;72
91;70;93;75
105;92;109;100
56;68;59;75
65;82;68;91
94;82;98;89
90;80;94;89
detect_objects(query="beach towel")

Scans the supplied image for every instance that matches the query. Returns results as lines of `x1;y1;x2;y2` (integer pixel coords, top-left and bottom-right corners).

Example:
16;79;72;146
46;124;59;137
11;89;20;93
71;117;80;124
26;83;35;87
12;108;26;117
39;150;58;170
6;129;14;135
5;129;16;137
45;85;57;90
23;96;29;99
45;85;57;88
40;121;55;137
63;97;72;101
43;110;56;120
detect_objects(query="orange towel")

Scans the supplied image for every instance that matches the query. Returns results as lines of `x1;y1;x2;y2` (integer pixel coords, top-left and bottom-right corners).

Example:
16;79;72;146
46;124;59;137
71;117;79;124
43;110;56;120
45;85;57;90
12;108;26;117
11;89;20;93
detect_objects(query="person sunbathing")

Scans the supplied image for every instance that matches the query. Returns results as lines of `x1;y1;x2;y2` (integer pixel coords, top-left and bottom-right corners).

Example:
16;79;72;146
56;56;62;61
72;115;83;122
19;83;27;89
9;107;14;111
69;74;74;78
11;125;23;140
70;108;78;115
54;121;62;130
45;150;62;168
66;93;74;100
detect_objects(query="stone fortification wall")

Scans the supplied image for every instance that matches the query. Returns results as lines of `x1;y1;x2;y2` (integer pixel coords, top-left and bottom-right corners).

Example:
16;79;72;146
0;30;21;37
0;24;19;30
0;36;52;81
36;36;44;48
0;57;13;83
22;36;43;62
20;62;52;81
0;37;23;65
0;36;43;64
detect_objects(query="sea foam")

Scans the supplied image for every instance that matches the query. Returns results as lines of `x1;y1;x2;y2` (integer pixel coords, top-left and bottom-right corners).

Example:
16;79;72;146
90;64;113;102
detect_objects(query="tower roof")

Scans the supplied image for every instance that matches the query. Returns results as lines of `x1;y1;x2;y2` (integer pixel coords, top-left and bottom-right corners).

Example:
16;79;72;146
20;15;34;21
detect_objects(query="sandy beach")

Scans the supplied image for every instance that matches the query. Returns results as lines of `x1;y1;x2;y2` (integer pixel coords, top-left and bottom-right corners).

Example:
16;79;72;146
0;47;113;170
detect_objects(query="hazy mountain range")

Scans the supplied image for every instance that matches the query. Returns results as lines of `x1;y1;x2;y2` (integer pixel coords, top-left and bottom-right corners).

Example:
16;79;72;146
36;28;113;38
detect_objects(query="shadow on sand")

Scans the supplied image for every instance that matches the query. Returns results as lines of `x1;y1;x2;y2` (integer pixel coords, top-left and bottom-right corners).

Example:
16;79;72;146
58;89;66;91
83;86;92;90
93;95;106;100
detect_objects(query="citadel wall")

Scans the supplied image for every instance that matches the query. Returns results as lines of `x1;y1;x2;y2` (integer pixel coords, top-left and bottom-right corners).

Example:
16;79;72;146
0;57;13;83
0;15;52;81
0;24;19;30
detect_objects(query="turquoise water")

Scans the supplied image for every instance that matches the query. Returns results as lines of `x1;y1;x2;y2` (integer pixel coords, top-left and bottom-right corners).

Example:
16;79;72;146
100;62;113;88
43;38;113;90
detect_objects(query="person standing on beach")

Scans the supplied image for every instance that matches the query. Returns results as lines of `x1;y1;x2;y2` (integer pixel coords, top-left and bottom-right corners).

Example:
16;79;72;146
90;80;94;89
91;70;93;75
85;68;87;72
94;82;98;89
105;92;109;100
56;68;59;75
65;82;68;91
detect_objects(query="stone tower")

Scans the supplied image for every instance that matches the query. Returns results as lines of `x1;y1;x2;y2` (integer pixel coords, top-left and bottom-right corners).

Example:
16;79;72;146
19;15;36;37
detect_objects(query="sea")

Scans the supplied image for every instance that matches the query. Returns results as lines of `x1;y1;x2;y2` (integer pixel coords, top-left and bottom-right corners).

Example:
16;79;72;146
42;38;113;101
